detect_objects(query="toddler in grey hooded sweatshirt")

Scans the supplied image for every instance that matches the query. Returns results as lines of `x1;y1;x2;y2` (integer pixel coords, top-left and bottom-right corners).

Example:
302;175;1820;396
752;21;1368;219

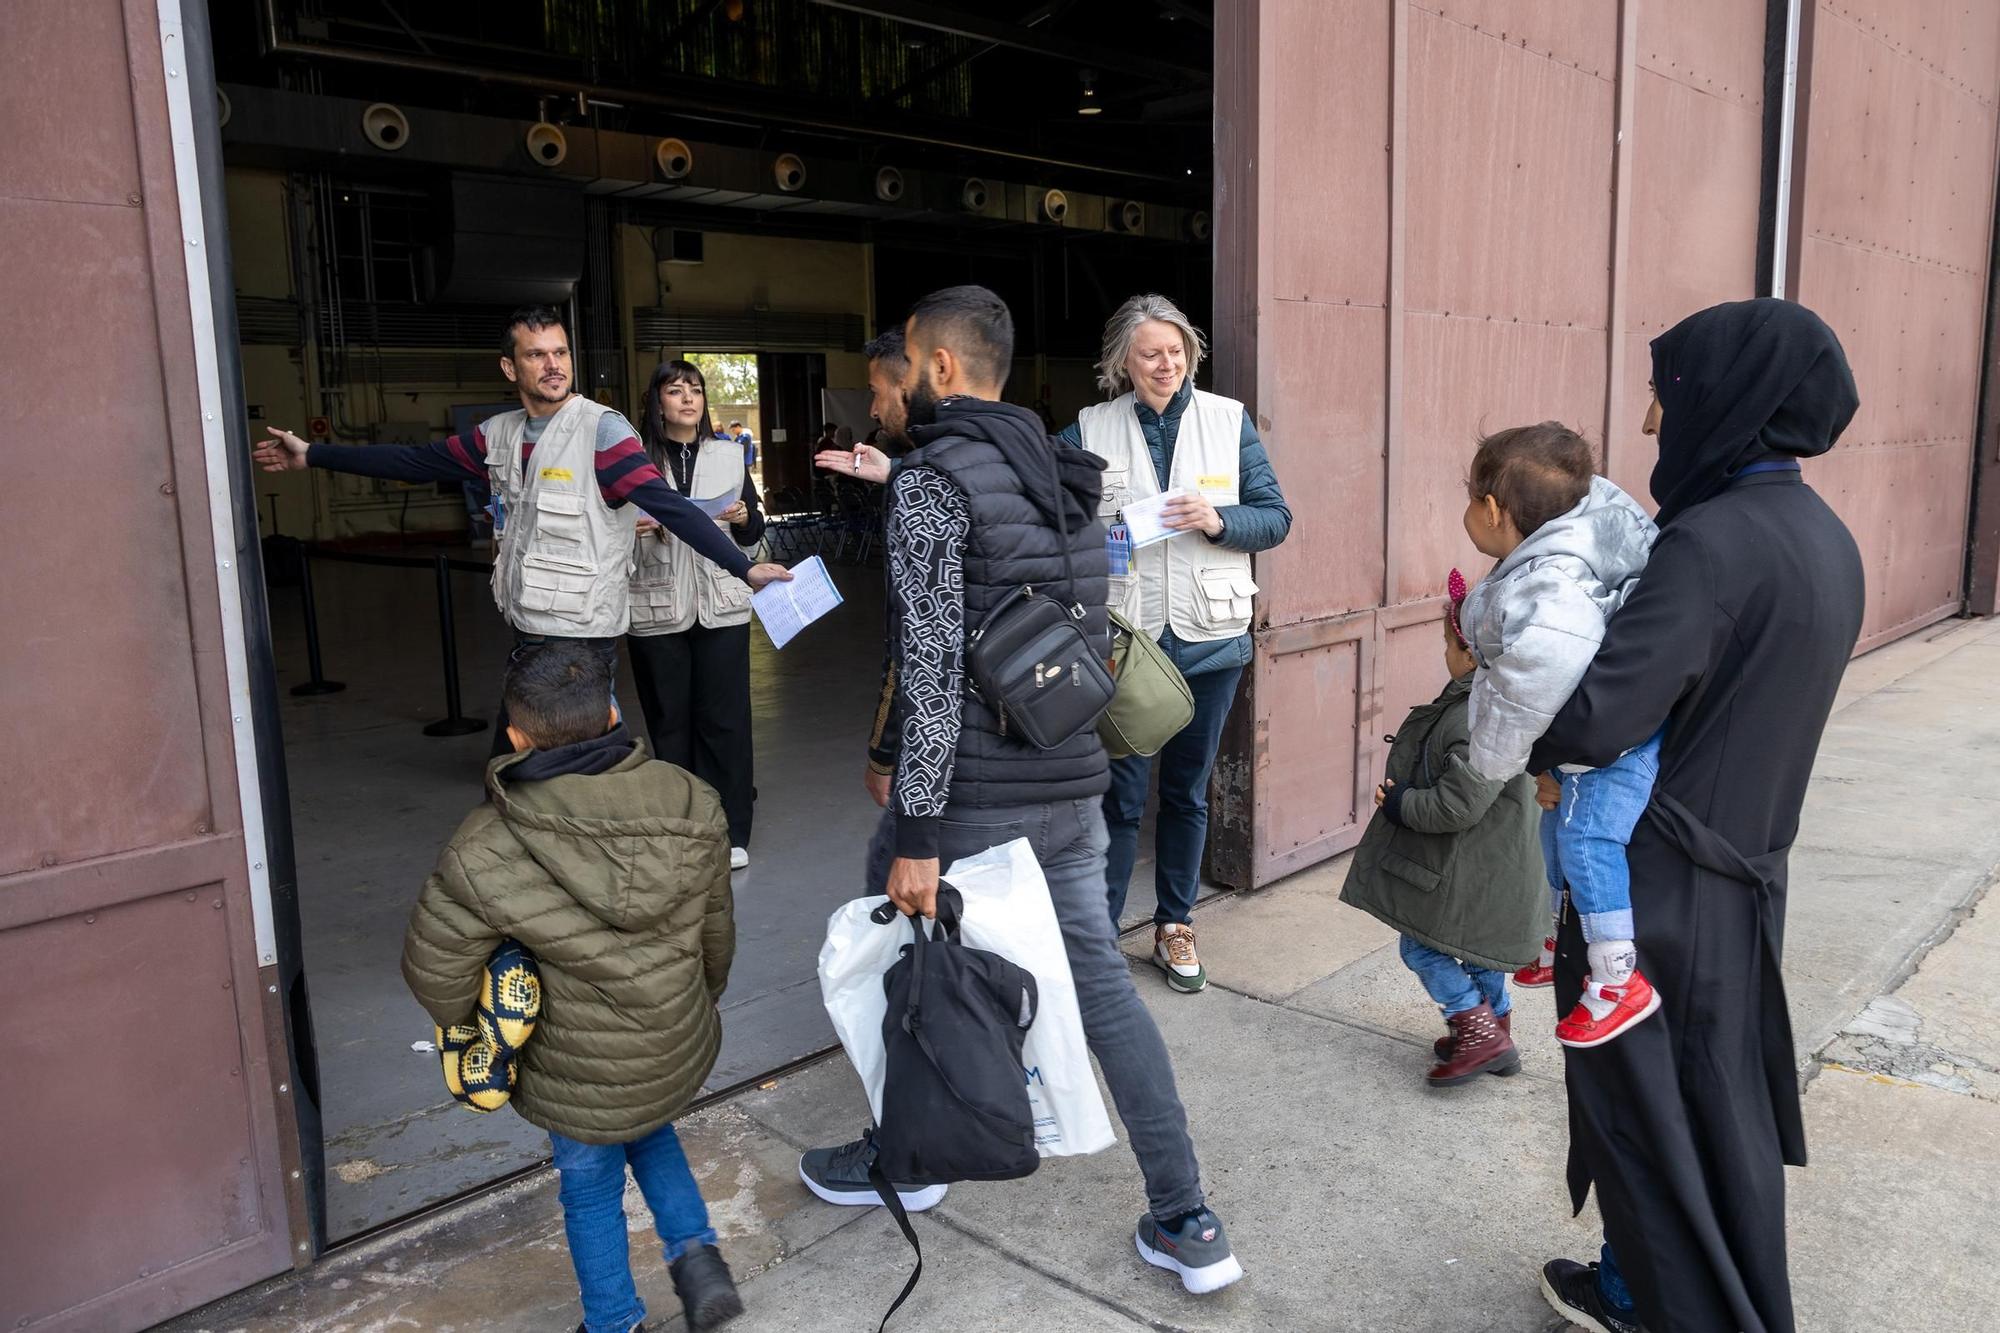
1457;423;1664;1049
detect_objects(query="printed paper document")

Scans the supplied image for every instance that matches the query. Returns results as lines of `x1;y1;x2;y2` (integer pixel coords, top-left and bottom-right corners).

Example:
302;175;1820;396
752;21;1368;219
691;490;738;518
1120;488;1187;549
753;556;843;649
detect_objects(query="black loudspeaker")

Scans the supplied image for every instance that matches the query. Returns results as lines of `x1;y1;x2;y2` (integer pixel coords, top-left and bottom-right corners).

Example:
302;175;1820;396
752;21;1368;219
426;174;585;305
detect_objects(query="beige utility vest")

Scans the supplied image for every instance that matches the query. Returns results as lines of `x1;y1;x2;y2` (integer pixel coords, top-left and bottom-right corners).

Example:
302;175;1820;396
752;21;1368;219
1079;388;1259;643
628;435;755;635
485;396;638;637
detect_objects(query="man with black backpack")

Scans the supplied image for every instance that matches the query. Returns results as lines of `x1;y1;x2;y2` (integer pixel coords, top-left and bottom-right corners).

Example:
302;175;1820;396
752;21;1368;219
797;286;1244;1297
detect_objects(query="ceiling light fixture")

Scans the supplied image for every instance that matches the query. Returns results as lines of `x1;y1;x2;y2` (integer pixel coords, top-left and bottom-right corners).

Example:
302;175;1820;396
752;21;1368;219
1077;69;1102;116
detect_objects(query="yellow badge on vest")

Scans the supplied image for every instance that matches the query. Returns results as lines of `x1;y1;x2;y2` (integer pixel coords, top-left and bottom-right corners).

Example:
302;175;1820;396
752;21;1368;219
1196;474;1231;491
539;467;574;481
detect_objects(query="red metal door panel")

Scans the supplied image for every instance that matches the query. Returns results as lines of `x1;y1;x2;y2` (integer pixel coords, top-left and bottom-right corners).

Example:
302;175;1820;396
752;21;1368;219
1403;9;1615;327
1792;0;2000;646
0;872;269;1325
0;0;302;1326
1249;612;1373;881
1250;300;1390;627
1392;318;1607;604
1265;0;1391;305
1;192;215;877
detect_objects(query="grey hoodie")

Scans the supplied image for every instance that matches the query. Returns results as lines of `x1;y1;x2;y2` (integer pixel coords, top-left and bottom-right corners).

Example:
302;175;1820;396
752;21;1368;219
1461;476;1657;781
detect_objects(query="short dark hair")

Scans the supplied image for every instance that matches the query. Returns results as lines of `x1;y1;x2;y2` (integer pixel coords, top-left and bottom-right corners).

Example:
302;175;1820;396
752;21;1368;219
503;305;566;359
906;285;1013;388
864;327;909;373
1467;422;1595;536
502;641;613;749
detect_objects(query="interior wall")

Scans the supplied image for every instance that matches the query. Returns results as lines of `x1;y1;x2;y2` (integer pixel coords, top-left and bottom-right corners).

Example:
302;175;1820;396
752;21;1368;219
227;176;882;542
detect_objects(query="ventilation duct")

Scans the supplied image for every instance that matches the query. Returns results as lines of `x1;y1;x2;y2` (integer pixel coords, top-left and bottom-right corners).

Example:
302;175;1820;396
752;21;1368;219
1113;199;1147;233
361;102;409;151
875;166;906;202
774;153;807;192
427;175;585;304
1189;210;1212;242
1040;188;1069;224
960;177;990;211
654;138;693;180
525;121;568;167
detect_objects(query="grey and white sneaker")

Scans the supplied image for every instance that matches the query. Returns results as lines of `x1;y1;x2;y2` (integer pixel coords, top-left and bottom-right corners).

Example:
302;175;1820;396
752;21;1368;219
729;846;750;871
1135;1207;1243;1294
798;1136;947;1212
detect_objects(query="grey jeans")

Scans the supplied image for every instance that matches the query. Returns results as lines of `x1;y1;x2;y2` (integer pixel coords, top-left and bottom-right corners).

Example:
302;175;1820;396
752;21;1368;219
866;799;1205;1220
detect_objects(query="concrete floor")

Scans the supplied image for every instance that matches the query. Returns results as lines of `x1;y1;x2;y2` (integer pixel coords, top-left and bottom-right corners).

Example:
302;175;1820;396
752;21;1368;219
168;613;2000;1332
270;548;1195;1238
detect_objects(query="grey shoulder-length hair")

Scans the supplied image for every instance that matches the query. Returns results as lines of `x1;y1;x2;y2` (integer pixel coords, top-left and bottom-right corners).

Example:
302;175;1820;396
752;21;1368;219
1095;293;1208;397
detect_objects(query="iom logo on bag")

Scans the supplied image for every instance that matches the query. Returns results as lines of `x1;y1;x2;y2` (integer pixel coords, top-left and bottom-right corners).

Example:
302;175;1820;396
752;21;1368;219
1023;1065;1044;1087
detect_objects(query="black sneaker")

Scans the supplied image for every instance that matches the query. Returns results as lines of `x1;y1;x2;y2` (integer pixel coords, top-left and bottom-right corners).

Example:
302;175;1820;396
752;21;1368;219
1540;1258;1642;1333
797;1135;947;1212
1134;1207;1244;1294
670;1243;744;1331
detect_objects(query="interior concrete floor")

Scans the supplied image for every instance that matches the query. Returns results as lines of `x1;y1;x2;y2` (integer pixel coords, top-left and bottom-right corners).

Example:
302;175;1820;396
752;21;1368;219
266;544;1195;1239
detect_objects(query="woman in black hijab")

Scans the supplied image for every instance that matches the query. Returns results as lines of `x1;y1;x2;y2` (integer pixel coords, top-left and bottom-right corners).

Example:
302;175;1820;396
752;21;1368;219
1528;299;1865;1333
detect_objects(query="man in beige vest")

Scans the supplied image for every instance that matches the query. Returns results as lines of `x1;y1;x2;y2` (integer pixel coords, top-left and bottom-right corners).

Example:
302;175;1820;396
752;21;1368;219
255;305;790;754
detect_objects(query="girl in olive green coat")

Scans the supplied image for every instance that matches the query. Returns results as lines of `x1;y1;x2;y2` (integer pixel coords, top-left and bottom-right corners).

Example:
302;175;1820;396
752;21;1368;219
1340;573;1547;1085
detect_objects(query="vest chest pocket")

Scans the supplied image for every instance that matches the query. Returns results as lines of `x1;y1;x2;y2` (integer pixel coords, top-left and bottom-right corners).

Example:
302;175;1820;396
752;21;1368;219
1192;565;1258;632
518;552;594;620
533;488;589;553
1098;467;1130;519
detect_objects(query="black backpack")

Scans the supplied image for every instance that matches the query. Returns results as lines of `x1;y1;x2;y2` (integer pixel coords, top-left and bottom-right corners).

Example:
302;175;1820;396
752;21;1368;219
865;887;1040;1328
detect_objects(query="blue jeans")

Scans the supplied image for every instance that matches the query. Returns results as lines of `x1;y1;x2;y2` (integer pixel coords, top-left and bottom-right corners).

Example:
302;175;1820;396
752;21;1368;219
550;1123;718;1333
867;801;1206;1220
1104;662;1246;928
1600;1240;1634;1312
1397;935;1512;1018
1538;727;1664;943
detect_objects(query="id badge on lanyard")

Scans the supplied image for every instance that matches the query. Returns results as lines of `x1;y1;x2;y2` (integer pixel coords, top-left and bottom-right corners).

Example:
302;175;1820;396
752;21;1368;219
1106;522;1132;577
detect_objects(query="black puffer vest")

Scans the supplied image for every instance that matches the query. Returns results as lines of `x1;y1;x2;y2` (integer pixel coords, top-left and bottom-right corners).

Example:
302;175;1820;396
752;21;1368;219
905;399;1111;808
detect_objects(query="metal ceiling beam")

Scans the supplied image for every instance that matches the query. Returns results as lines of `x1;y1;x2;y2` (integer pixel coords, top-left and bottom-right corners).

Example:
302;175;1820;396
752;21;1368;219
873;0;1078;105
805;0;1207;85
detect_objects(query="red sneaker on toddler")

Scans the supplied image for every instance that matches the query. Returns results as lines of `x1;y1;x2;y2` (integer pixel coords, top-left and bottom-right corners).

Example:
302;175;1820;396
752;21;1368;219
1513;937;1556;988
1554;970;1661;1048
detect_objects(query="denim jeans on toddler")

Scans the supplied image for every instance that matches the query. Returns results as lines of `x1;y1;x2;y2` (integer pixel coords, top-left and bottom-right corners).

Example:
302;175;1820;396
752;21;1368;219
1398;935;1512;1019
550;1122;719;1333
1538;725;1665;943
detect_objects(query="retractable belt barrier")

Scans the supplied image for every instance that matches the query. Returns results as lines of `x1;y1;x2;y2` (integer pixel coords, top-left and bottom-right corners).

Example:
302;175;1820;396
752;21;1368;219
286;538;489;737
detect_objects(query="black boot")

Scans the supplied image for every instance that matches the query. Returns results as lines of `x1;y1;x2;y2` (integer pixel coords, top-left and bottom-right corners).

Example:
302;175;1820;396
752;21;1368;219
670;1244;745;1331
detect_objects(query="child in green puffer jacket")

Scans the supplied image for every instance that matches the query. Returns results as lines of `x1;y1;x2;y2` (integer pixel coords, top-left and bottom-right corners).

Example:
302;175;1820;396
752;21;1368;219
402;640;743;1333
1339;573;1548;1086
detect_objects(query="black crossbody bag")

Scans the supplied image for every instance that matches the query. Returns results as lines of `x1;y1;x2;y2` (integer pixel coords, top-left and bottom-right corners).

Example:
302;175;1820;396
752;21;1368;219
963;447;1116;749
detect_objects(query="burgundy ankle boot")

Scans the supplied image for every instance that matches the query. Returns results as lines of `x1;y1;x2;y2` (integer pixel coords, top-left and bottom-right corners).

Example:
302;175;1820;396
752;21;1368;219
1433;1008;1512;1059
1427;1002;1520;1085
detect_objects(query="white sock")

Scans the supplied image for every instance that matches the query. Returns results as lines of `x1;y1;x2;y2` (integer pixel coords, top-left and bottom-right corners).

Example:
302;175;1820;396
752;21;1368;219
1537;934;1556;969
1587;939;1637;985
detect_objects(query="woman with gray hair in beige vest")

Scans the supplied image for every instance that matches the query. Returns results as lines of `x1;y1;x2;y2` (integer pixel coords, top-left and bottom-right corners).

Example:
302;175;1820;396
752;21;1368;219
1056;294;1291;993
815;295;1291;993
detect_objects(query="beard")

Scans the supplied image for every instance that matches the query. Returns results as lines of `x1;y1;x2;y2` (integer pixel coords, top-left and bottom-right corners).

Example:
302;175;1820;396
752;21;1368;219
527;372;570;405
904;372;942;431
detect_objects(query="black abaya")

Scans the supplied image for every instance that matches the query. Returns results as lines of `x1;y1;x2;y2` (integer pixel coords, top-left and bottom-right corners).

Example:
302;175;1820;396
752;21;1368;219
1529;300;1865;1333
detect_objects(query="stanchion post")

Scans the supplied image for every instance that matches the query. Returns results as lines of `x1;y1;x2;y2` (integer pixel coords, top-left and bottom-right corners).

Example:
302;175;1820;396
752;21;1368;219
423;553;487;737
290;538;346;697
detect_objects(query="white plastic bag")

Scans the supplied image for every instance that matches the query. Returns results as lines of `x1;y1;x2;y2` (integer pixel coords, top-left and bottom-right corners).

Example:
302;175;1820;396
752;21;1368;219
818;837;1116;1157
